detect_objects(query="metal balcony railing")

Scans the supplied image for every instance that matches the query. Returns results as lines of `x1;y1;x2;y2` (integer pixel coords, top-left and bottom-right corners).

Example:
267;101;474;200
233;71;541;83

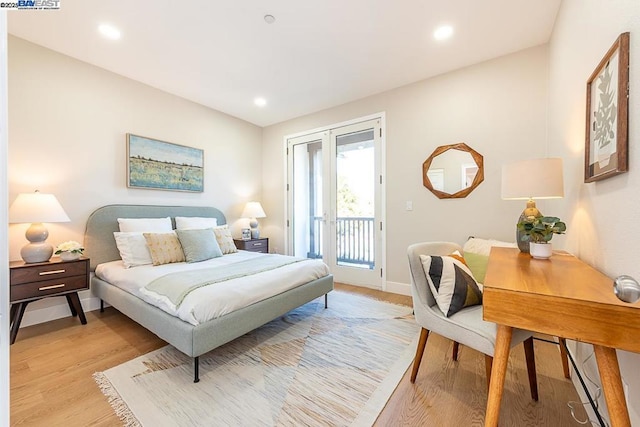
307;216;375;269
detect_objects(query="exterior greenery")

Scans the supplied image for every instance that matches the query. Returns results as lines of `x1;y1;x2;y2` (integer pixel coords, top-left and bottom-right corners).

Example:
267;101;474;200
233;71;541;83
517;216;566;244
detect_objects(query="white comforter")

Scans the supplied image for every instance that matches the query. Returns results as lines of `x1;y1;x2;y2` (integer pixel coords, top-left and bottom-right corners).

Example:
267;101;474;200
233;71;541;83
95;251;330;325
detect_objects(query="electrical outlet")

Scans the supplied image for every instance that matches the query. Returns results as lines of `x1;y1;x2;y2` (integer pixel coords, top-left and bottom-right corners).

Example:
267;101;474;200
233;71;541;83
406;201;413;211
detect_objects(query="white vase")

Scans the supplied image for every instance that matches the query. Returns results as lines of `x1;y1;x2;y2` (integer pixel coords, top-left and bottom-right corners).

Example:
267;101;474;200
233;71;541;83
59;251;81;261
529;242;552;260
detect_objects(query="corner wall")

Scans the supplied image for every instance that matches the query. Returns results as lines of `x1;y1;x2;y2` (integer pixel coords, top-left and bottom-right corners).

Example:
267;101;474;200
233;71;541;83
262;45;550;291
547;0;640;424
8;36;263;326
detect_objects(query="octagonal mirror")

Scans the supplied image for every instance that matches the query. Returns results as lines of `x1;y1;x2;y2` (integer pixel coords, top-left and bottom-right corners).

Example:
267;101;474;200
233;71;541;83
422;142;484;199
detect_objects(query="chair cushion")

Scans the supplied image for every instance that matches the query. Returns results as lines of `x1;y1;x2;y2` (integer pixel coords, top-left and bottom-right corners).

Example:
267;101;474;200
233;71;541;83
420;254;483;317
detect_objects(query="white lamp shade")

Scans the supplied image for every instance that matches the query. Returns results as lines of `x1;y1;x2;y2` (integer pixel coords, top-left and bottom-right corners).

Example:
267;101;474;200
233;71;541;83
9;191;70;223
501;158;564;200
241;201;266;219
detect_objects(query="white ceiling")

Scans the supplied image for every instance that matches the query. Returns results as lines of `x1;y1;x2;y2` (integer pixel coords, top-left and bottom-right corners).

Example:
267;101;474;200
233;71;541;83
7;0;561;127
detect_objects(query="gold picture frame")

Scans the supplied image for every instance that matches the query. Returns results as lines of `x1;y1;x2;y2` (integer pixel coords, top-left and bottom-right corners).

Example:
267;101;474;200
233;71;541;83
584;32;630;183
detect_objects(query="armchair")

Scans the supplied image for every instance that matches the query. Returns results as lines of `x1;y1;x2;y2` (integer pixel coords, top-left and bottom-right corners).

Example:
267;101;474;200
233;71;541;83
407;242;539;400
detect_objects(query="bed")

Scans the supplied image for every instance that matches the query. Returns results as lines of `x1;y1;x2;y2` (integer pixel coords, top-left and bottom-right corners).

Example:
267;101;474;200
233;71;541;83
85;204;334;382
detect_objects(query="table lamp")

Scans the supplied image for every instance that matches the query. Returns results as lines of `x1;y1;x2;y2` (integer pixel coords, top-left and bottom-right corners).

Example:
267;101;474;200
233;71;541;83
501;158;564;252
241;201;266;239
9;190;71;263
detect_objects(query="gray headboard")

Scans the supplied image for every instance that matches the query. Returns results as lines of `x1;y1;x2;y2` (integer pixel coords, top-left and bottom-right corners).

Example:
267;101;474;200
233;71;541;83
84;204;227;271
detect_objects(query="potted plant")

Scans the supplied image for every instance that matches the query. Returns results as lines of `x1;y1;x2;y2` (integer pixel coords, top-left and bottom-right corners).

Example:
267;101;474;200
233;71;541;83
55;240;85;261
516;216;566;259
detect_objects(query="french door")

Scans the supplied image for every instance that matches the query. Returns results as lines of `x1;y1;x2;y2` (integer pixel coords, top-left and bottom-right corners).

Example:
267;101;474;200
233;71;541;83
287;118;383;288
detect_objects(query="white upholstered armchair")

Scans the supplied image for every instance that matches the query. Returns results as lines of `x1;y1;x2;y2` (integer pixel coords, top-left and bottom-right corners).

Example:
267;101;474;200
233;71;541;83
407;242;539;400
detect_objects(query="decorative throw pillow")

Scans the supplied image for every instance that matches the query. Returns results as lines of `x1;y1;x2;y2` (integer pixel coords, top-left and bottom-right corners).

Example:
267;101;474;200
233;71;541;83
462;237;516;283
420;254;483;317
143;232;186;266
113;232;153;268
463;252;490;283
462;237;516;256
212;225;237;254
176;228;223;263
118;217;172;233
175;216;218;230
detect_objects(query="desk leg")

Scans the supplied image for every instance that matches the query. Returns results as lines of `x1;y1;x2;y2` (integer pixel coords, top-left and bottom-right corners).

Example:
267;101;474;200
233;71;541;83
485;324;513;427
593;345;631;427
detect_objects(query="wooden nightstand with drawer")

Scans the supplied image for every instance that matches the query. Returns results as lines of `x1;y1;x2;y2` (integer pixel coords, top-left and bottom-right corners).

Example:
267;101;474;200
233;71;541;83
233;238;269;253
9;257;90;344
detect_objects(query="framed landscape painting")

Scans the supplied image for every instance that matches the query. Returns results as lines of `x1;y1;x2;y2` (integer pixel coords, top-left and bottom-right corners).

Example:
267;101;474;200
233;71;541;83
127;134;204;192
584;32;630;183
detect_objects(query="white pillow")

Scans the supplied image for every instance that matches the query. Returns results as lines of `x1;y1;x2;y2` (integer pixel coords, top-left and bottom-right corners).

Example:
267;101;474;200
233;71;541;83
113;232;153;268
117;217;172;233
462;237;516;256
175;216;218;230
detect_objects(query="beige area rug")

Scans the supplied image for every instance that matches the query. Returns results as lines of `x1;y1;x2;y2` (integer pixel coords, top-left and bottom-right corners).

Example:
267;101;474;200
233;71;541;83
94;291;419;426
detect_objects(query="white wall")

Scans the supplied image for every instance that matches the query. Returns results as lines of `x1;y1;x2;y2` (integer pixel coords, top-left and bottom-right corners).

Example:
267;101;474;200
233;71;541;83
263;45;551;291
548;1;640;424
7;36;263;325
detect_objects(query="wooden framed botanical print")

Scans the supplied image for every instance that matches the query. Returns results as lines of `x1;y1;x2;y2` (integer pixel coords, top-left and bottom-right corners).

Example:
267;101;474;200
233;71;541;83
585;32;630;183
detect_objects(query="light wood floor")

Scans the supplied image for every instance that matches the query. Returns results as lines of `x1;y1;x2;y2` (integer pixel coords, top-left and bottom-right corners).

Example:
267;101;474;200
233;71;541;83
10;283;586;426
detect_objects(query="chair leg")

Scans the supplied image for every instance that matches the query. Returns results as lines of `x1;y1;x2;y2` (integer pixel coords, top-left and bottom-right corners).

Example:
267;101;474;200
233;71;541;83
558;337;571;379
411;328;430;383
485;355;493;391
523;337;539;401
452;341;460;361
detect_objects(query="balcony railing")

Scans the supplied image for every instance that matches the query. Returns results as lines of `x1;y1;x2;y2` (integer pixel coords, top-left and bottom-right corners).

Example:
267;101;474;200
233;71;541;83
308;216;375;269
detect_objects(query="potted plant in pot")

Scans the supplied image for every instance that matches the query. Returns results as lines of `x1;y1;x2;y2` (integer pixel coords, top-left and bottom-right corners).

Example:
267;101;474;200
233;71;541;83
516;216;566;259
54;240;85;261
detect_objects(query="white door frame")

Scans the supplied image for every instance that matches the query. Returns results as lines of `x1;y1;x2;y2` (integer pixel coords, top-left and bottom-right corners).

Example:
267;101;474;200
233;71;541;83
1;10;11;426
283;112;386;290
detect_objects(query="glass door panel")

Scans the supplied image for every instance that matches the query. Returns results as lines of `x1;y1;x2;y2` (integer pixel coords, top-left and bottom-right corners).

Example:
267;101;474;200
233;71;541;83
335;130;375;269
287;118;382;289
289;134;325;260
329;120;381;286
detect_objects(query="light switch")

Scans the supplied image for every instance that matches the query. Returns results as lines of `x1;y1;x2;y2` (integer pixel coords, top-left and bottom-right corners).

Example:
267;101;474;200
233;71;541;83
406;201;413;211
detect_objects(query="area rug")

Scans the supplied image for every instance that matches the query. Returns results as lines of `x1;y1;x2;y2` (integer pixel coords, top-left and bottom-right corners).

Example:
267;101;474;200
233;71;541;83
94;291;419;426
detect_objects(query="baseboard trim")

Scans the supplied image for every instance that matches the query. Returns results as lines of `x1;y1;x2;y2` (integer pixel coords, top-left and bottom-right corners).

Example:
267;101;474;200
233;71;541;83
19;293;102;328
384;281;411;296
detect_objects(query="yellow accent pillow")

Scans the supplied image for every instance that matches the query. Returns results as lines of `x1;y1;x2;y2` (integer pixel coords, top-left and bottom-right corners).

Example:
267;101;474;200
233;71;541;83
463;252;489;283
143;232;186;266
212;225;237;254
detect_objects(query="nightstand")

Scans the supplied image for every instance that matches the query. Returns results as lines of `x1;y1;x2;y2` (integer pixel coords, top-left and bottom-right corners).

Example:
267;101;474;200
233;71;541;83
9;257;90;344
233;238;269;253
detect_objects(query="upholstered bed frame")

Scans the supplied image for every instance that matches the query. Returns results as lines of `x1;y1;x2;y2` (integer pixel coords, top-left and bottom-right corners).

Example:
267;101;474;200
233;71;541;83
84;204;334;382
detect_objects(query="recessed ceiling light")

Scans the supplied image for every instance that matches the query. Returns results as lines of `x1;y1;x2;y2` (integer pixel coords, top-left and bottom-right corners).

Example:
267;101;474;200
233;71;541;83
433;25;453;41
254;97;267;107
98;23;121;40
264;15;276;24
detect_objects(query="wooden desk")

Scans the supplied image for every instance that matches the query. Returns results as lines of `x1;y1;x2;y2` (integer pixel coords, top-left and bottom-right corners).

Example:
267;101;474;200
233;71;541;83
483;247;640;427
